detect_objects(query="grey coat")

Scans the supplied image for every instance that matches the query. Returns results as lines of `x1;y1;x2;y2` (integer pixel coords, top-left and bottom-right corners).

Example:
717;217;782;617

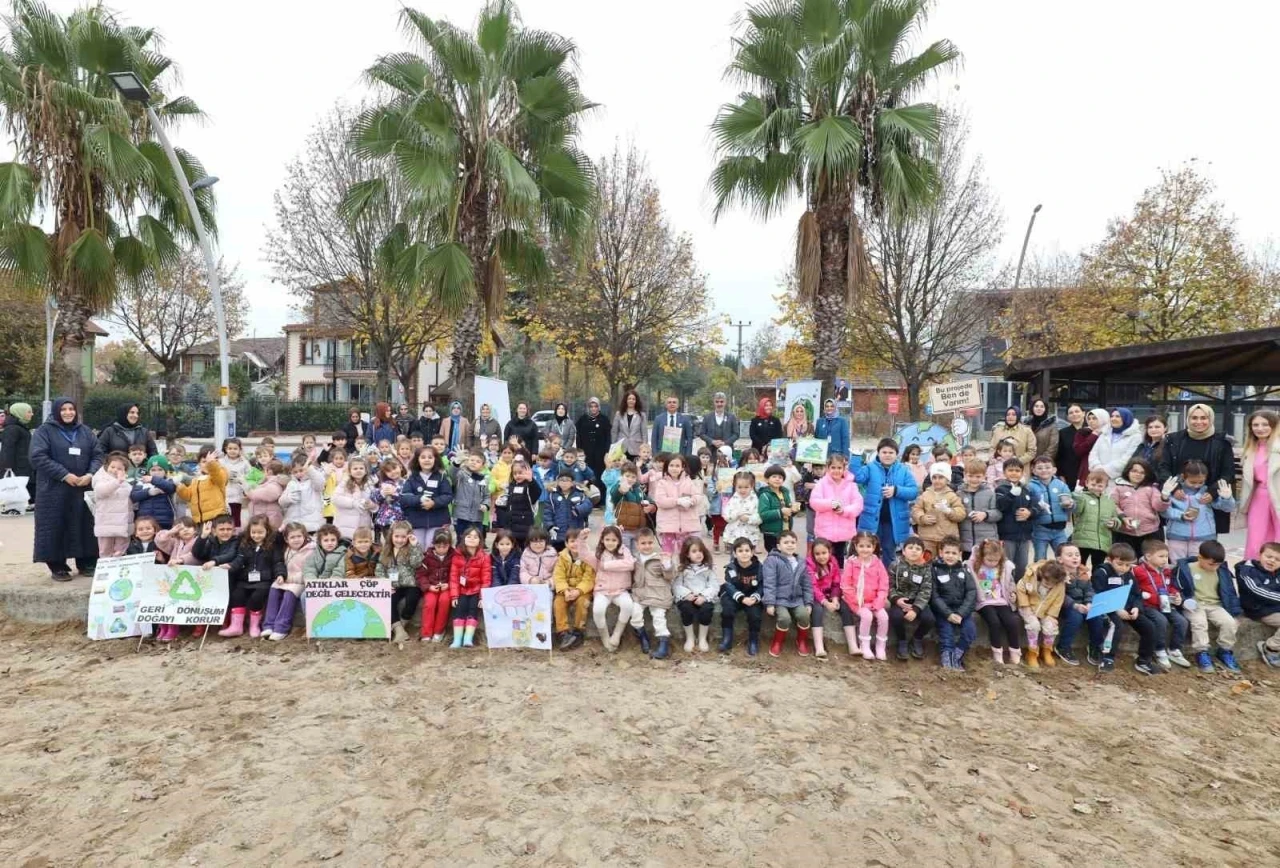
701;412;739;447
547;415;576;448
761;549;813;608
452;470;488;523
611;411;647;456
956;484;1002;551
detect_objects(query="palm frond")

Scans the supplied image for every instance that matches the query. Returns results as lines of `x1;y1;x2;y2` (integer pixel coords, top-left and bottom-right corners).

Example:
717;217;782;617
876;103;939;144
486;139;539;211
0;223;50;284
338;178;390;225
83;123;153;184
477;0;514;58
112;234;150;279
134;214;181;267
365;51;434;97
793;115;862;181
0;162;38;222
65;226;117;307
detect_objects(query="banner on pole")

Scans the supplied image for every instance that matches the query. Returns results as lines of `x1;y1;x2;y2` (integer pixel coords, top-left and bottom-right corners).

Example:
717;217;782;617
482;584;553;650
783;380;822;429
134;564;230;626
926;379;982;413
305;579;393;639
87;554;156;640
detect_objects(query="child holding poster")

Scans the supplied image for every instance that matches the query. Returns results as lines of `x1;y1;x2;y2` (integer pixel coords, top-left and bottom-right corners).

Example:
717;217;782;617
263;522;313;641
378;520;423;644
449;526;491;648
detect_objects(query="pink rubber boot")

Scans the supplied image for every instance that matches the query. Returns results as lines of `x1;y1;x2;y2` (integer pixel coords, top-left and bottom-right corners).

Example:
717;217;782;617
219;608;246;638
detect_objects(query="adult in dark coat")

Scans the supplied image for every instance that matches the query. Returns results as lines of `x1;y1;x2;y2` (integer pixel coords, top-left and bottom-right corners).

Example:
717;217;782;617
342;407;372;448
96;403;157;458
651;395;694;456
1055;404;1087;486
748;396;783;454
576;397;611;481
30;398;103;580
413;403;441;441
0;402;36;504
701;392;739;452
1158;403;1236;535
504;402;541;457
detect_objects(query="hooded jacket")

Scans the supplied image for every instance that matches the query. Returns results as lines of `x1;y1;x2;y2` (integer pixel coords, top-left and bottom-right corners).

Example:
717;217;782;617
910;486;967;544
277;540;316;594
1110;480;1167;537
722;490;762;544
278;465;326;531
721;556;761;603
840;555;889;611
451;468;490;523
1016;560;1067;618
955;483;1001;551
809;472;864;542
91;466;133;537
888;557;933;610
176;460;229;525
930;560;977;619
652;473;704;534
245;474;288;528
519;545;559;585
491;547;522;587
756;485;794;536
807;553;841;606
449;548;492;598
130;474;177;529
303;543;348;582
546;486;593;538
632;551;674;608
850;456;919;541
582;545;635;596
673;562;720;602
416;546;454;592
1071;489;1119;551
1088;409;1144;481
399;469;454;531
553;550;595;595
1165;483;1235;543
1027;474;1074;529
761;548;813;608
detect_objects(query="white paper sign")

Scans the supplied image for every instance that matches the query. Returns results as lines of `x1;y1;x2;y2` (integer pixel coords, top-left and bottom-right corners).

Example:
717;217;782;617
481;584;553;650
927;379;982;412
86;554;156;640
134;564;230;626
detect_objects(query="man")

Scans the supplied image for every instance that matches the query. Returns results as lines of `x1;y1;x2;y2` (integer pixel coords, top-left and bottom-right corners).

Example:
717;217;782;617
651;395;694;456
701;392;738;452
411;403;439;440
576;397;611;482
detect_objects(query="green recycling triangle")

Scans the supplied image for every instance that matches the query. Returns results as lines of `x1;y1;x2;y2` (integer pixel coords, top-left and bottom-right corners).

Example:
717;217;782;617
169;571;203;602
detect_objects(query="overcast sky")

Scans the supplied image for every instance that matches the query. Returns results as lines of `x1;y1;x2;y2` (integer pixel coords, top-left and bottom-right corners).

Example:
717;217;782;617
56;0;1280;347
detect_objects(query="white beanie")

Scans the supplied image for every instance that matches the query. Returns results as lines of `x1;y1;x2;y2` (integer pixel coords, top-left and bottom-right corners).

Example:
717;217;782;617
929;462;952;480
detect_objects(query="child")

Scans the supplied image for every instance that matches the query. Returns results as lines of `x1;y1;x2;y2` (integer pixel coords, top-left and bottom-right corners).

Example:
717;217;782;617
352;435;369;458
986;439;1016;488
993;458;1040;579
552;528;596;650
629;528;674;658
220;438;250;528
969;538;1022;666
320;447;345;524
156;516;199;567
808;538;841;660
194;514;242;575
797;461;819;543
762;530;814;657
132;455;177;531
333;457;376;541
519;527;558;587
810;453;864;564
1016;559;1067;668
580;526;636;652
125;516;163;560
345;527;379;578
400;446;454;549
957;458;1000;558
902;444;926;489
416;528;454;642
244;459;288;530
1027;455;1075;561
301;434;319;464
1163;460;1236;562
703;449;727;548
371;459;406;539
487;529;521;587
1110;457;1167;556
450;450;489;540
448;526;491;648
395;438;415;475
930;538;977;671
722;470;762;550
280;455;326;533
610;462;648;552
672;536;719;653
757;465;797;553
1237;541;1280;667
503;459;542;544
1073;469;1121;569
559;447;596;487
888;536;935;660
1052;542;1103;666
303;524;348;595
221;516;280;638
378;520;423;643
1171;539;1243;672
840;531;891;660
317;431;347;465
1091;542;1158;675
652;454;703;556
92;452;133;557
1132;538;1190;671
546;471;593;550
263;522;313;641
125;443;148;483
910;462;967;557
719;537;763;656
251;444;274;471
533;450;558;511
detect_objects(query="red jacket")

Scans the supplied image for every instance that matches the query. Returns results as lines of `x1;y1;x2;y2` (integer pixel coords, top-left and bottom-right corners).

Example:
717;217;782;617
449;549;492;599
416;547;454;593
1132;560;1173;610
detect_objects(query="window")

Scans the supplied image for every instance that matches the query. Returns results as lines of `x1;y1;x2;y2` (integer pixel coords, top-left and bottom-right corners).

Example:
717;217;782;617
301;385;328;402
302;340;334;366
191;358;206;376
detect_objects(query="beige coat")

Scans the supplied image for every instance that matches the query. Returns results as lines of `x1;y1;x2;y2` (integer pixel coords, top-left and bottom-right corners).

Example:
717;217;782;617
1240;436;1280;523
910;488;967;543
990;422;1038;464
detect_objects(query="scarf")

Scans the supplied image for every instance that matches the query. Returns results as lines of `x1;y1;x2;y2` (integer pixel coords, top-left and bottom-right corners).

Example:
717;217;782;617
1109;407;1134;441
1028;406;1053;432
1187;403;1215;440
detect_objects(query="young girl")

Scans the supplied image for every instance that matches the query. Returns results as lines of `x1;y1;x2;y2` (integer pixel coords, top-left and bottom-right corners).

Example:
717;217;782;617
447;526;490;648
92;452;133;557
125;515;164;560
1111;458;1168;555
722;470;762;550
635;443;654;483
840;532;890;660
490;529;521;587
263;522;313;641
653;454;704;556
321;448;345;524
222;516;281;639
902;444;927;490
302;433;318;464
600;450;623;527
673;536;719;653
245;459;288;530
413;528;452;642
580;526;636;651
400;446;454;549
969;538;1022;665
706;449;732;549
807;538;841;660
519;528;558;586
280;456;326;532
986;440;1016;488
809;454;864;564
371;458;406;540
395;438;414;475
377;520;423;644
490;444;515;529
333;457;376;540
504;459;542;544
220;438;251;528
1016;559;1067;669
156;516;199;566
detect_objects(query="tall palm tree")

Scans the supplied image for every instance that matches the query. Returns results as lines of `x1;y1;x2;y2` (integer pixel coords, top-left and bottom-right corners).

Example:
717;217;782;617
0;0;214;400
710;0;959;391
350;0;595;410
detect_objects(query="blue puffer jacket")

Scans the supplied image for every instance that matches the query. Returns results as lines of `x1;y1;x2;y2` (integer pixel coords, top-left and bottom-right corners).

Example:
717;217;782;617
545;488;592;539
130;476;176;529
491;549;522;587
1027;475;1073;526
850;456;919;541
1172;556;1242;616
1165;484;1235;542
398;470;454;530
815;414;850;458
760;549;813;608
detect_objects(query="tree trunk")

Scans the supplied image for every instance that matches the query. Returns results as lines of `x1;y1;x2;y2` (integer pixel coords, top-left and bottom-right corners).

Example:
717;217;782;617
54;296;96;405
562;356;570;401
811;196;852;402
906;380;922;420
450;299;483;413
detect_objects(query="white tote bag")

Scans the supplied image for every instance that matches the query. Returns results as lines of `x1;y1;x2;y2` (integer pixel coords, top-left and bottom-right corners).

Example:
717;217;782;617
0;469;30;512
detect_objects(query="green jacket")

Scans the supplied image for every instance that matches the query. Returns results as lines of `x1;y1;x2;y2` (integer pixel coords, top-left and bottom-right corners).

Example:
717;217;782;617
888;558;933;610
1071;491;1118;551
757;485;792;536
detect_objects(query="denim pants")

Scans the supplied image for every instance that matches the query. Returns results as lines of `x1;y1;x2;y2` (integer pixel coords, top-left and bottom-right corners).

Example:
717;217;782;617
936;614;976;652
1032;526;1070;561
1056;602;1107;651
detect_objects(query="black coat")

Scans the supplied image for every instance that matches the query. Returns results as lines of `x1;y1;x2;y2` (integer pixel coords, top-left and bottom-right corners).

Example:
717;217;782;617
749;415;784;453
0;417;33;478
343;419;372;448
504;417;540;456
97;422;157;458
1056;423;1085;487
1157;430;1236;534
30;400;103;564
413;414;441;442
576;412;612;479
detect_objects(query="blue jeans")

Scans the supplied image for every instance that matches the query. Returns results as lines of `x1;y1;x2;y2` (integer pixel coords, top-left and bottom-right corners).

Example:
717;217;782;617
936;614;976;653
1056;602;1107;651
1032;526;1070;561
878;515;898;569
1143;608;1189;651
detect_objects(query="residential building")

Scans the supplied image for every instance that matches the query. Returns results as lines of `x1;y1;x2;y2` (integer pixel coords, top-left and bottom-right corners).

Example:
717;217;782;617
178;337;287;393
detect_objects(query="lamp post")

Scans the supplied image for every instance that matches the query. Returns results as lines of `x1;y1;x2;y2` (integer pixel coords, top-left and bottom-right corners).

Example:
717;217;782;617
108;71;235;445
42;296;58;422
1009;203;1042;365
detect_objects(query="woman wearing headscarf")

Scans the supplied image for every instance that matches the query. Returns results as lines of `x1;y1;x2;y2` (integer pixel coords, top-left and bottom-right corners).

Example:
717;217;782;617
0;402;36;505
30;399;103;580
439;401;472;453
990;406;1037;464
1239;410;1280;560
1072;409;1108;489
1025;397;1059;461
504;402;541;457
579;397;612;479
784;401;811;440
1158;405;1237;535
814;398;850;458
1088;408;1144;482
1055;404;1087;485
547;402;576;448
748;397;783;454
96;403;157;458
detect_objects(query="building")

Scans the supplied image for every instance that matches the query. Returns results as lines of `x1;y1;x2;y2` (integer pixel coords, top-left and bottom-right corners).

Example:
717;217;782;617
178;337;287;394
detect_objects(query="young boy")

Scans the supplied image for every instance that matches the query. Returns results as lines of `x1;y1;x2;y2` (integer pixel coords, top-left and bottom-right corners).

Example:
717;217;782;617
610;462;647;552
345;527;379;578
1027;455;1074;561
125;444;149;483
176;447;229;525
553;529;595;650
1091;542;1159;675
429;435;455;482
131;455;177;530
1073;469;1120;569
994;458;1039;579
559;448;596;487
534;449;558;510
318;431;348;465
929;537;977;671
546;471;592;551
910;463;967;557
757;465;796;553
452;450;490;539
719;536;764;656
1053;541;1104;665
957;458;1000;559
628;527;674;658
887;535;934;660
761;531;813;658
1238;541;1280;667
1132;539;1191;670
193;514;241;572
1163;461;1236;562
1171;539;1243;672
282;456;326;532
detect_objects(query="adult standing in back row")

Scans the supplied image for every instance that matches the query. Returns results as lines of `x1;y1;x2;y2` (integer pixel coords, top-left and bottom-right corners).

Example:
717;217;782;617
505;402;541;457
31;399;102;581
651;395;694;456
990;406;1037;464
749;397;783;454
1158;404;1236;535
702;393;738;453
96;403;157;458
611;391;647;460
578;397;612;481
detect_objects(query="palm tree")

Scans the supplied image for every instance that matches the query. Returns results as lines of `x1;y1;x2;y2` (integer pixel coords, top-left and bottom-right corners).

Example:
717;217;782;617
0;0;214;400
350;1;595;410
710;0;959;391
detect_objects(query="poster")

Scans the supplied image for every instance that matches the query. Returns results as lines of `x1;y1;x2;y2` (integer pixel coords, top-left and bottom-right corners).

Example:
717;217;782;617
1087;583;1134;619
305;578;393;639
715;467;736;495
767;438;792;464
783;379;822;429
927;379;982;412
134;564;230;626
794;437;829;465
482;584;552;650
86;554;156;640
474;376;512;435
660;425;683;454
743;462;769;488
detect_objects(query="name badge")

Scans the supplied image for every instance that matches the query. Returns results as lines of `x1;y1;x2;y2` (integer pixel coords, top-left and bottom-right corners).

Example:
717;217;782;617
748;579;756;587
727;569;736;578
388;568;399;582
911;574;923;584
248;571;261;583
513;486;525;495
460;575;467;587
426;480;438;489
69;447;82;456
938;575;950;584
1108;577;1122;586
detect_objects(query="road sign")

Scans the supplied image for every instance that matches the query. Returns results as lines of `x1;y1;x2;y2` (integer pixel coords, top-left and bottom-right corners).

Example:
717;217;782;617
886;394;900;415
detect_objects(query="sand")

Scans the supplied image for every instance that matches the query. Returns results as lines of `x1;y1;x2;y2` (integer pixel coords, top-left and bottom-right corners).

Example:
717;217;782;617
1;618;1278;868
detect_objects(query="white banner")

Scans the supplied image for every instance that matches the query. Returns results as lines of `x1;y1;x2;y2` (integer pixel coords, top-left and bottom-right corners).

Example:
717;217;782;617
134;564;230;626
783;380;822;430
927;379;983;412
474;376;511;434
86;554;156;640
481;584;553;650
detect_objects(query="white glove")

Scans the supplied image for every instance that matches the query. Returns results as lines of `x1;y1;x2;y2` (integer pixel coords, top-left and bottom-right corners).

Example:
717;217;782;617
678;496;692;508
1216;480;1232;500
1010;485;1022;496
1161;477;1178;498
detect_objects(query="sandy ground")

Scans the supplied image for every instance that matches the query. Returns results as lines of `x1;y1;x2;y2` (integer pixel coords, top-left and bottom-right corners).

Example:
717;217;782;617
1;617;1278;868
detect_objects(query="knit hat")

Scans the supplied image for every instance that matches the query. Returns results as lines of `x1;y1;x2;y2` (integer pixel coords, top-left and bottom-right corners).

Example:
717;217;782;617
929;462;951;480
7;402;32;423
145;455;173;472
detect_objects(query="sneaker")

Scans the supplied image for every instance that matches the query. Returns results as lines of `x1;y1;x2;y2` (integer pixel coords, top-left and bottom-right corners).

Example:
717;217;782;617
1195;650;1214;673
267;632;285;642
1167;649;1192;669
1054;646;1080;666
1216;649;1241;672
1134;659;1157;676
909;637;925;659
1086;646;1101;666
1155;650;1172;671
1258;641;1280;668
896;640;909;661
1099;657;1115;673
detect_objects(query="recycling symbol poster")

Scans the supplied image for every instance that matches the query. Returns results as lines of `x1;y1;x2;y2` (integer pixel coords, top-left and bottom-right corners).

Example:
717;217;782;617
133;565;230;626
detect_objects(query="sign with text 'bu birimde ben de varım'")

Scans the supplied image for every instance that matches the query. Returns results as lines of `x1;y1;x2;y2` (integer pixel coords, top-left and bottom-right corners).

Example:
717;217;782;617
305;579;392;640
482;584;553;651
87;553;157;640
133;564;230;627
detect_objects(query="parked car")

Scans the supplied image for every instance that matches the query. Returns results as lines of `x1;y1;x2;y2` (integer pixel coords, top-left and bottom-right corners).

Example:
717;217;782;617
531;410;556;434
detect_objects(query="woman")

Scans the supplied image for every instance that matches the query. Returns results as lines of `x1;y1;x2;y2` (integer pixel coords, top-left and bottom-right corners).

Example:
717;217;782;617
440;401;472;453
610;391;647;459
1158;404;1237;536
784;401;811;441
30;399;103;581
504;402;540;457
1025;398;1059;461
370;402;398;447
1239;410;1280;560
473;404;501;449
990;406;1037;464
342;407;372;448
1055;404;1087;485
749;397;784;454
0;401;35;506
1089;408;1144;483
547;402;576;449
394;403;416;437
1136;416;1167;468
578;397;612;479
96;403;157;458
814;399;849;458
1073;409;1107;488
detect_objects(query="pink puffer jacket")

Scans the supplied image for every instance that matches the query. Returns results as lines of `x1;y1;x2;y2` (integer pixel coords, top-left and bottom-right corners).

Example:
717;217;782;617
92;468;133;537
245;475;288;529
809;474;863;542
277;541;315;595
1110;481;1167;537
155;528;198;565
841;556;889;611
652;474;704;534
582;546;636;595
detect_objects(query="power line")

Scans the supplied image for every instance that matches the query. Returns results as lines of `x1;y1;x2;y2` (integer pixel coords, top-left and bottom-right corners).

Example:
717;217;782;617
729;320;752;376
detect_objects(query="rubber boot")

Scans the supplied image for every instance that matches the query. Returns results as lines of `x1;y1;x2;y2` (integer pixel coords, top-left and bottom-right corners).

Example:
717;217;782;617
844;625;860;656
191;626;206;638
392;621;408;643
450;623;464;648
769;628;787;657
1008;647;1022;665
248;610;263;639
218;608;246;638
633;626;651;654
697;623;711;653
1025;644;1040;669
991;647;1005;666
718;626;733;653
652;636;670;660
158;624;176;643
874;635;888;661
462;624;476;648
941;648;954;670
1040;637;1056;667
796;627;812;657
684;626;696;653
858;635;873;659
747;629;760;657
812;627;827;660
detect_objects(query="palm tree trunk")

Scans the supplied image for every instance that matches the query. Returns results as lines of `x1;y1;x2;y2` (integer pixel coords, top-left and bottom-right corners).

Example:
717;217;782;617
450;300;483;411
54;296;96;404
811;197;851;400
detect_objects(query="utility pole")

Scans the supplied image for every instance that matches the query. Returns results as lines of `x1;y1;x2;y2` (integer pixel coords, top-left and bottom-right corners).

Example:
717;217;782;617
729;320;752;376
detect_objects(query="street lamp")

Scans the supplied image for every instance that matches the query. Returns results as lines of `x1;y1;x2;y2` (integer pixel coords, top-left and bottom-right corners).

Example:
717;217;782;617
1009;203;1043;364
43;296;58;423
108;71;235;444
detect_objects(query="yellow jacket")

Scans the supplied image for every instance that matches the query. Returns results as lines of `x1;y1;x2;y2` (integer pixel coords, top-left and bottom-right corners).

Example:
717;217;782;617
553;551;596;595
176;461;229;524
1016;560;1067;618
323;470;338;519
910;488;968;543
